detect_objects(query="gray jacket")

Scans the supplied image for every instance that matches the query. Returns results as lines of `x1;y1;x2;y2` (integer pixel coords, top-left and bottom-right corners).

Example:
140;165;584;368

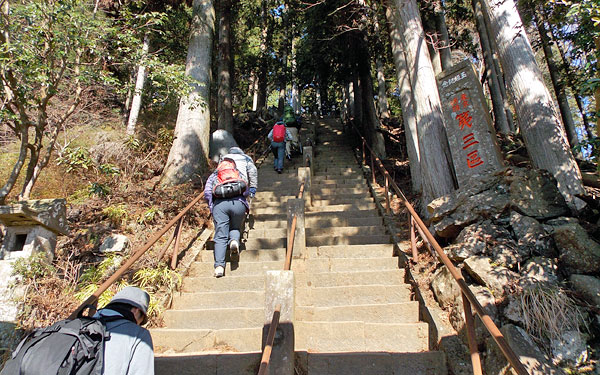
221;147;258;189
96;309;154;375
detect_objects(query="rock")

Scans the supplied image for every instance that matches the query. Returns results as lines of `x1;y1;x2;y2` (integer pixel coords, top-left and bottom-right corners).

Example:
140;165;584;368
449;285;496;348
463;256;519;295
520;257;559;288
508;168;569;219
485;324;566;375
209;130;238;162
432;189;511;238
431;266;461;308
510;211;556;258
503;294;525;324
569;274;600;308
98;234;129;254
456;221;521;267
550;330;587;366
443;243;476;262
550;223;600;274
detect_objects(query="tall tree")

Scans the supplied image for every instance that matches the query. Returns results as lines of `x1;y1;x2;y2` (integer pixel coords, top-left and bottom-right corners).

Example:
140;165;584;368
161;0;215;186
472;0;511;133
390;0;456;205
217;0;234;133
385;4;422;192
481;0;584;208
532;4;578;149
126;32;150;135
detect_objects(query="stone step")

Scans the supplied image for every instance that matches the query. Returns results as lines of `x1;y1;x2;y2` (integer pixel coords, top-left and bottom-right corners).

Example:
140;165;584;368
254;186;369;197
207;232;389;250
297;351;448;375
186;261;284;277
296;302;419;323
247;226;386;240
252;196;374;208
251;202;376;215
252;208;380;222
199;248;287;262
171;291;264;310
181;274;265;293
293;257;401;273
295;269;405;288
163;308;263;330
309;243;397;258
295;321;429;352
250;215;383;229
155;352;261;375
296;284;411;306
152;327;262;353
252;192;371;204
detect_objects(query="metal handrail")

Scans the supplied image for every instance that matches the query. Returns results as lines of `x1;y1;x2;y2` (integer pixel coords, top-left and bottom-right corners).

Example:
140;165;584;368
349;123;528;375
69;192;206;319
69;124;273;320
258;138;309;375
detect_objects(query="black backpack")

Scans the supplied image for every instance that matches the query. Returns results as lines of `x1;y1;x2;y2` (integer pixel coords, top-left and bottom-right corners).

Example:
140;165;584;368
0;315;121;375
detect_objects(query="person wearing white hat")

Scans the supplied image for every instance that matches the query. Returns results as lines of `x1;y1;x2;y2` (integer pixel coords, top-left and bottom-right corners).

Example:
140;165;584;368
95;286;154;375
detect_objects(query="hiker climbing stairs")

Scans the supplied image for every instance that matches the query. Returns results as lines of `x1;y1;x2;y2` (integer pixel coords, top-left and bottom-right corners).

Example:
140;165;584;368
152;118;447;374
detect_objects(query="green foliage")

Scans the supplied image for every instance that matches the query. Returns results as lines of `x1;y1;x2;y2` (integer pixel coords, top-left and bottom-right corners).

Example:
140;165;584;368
574;137;600;172
133;264;181;293
88;182;111;197
12;253;55;281
99;164;121;176
102;204;129;226
75;254;125;307
56;147;94;173
137;206;163;225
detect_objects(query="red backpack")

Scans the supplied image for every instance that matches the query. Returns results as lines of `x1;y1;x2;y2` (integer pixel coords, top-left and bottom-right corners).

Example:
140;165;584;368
272;123;286;142
212;158;247;198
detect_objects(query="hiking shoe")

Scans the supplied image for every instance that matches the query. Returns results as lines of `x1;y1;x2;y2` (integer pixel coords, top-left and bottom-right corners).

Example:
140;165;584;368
214;266;225;278
229;240;239;256
277;169;282;174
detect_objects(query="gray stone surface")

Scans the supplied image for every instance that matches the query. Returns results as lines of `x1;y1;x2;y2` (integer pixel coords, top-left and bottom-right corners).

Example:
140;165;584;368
287;199;305;259
509;169;569;220
209;129;238;162
431;266;461;308
510;211;556;258
449;285;496;348
550;222;600;274
98;234;130;254
437;59;504;187
264;270;295;375
463;256;518;295
1;225;57;260
520;257;559;288
0;198;69;235
456;221;521;267
550;330;587;365
569;274;600;308
485;324;566;375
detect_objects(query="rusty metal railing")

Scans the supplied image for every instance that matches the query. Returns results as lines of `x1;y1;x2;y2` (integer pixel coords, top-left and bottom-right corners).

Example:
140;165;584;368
69;192;205;319
70;128;271;320
350;123;528;375
258;146;309;374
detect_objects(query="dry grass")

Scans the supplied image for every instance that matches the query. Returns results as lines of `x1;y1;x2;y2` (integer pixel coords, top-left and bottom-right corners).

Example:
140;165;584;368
519;285;587;347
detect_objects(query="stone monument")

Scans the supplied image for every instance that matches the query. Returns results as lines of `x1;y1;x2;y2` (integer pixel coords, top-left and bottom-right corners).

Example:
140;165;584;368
437;59;504;187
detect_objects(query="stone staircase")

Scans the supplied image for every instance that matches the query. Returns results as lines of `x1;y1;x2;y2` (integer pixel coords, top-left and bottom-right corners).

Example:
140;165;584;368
153;119;447;374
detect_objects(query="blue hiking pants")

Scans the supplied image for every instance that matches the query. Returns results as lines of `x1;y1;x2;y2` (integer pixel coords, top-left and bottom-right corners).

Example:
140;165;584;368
212;198;247;268
271;141;285;170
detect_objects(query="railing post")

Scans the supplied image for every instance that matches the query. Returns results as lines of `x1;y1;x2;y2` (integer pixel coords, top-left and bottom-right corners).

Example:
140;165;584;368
263;271;295;375
370;156;375;184
385;176;390;214
287;199;305;259
462;292;483;375
409;217;418;260
298;167;312;207
302;146;313;173
170;217;184;269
